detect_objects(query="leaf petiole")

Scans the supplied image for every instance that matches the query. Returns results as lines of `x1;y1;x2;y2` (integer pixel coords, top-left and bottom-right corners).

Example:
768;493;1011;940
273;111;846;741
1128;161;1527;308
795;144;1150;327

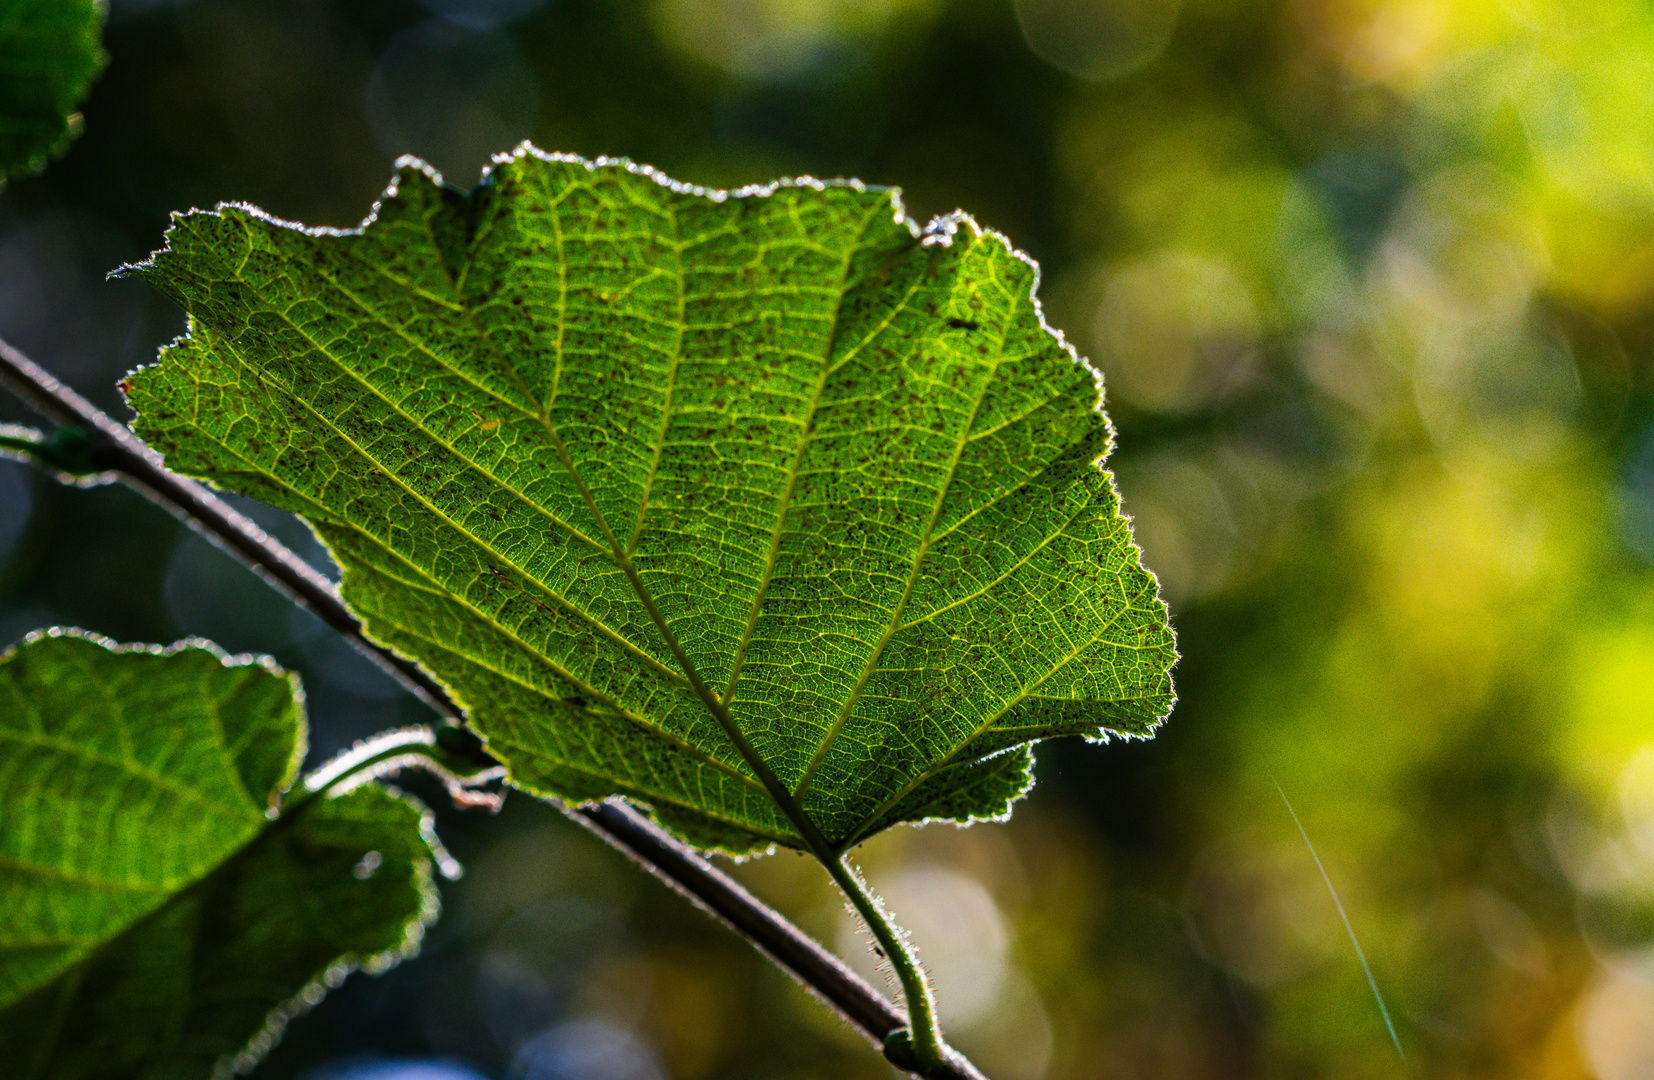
545;412;957;1074
295;725;505;812
0;334;999;1079
0;423;109;477
822;855;947;1076
0;334;986;1074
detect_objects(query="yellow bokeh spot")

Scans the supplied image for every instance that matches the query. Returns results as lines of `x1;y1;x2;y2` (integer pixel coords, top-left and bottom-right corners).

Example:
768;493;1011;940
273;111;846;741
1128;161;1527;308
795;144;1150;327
1562;606;1654;801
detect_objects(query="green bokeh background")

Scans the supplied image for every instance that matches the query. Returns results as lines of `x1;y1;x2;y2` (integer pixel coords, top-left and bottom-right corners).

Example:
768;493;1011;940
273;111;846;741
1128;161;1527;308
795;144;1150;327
4;0;1654;1078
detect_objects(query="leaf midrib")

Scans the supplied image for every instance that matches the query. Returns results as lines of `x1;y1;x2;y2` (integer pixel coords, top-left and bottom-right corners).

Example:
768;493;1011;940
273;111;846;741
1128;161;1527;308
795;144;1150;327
169;370;754;792
198;293;693;692
719;198;888;708
202;211;798;799
511;191;850;852
473;179;806;808
380;590;768;795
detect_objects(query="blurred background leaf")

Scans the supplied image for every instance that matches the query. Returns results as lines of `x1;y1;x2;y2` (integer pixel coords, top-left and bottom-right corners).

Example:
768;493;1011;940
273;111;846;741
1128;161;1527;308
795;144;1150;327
0;0;106;181
0;632;439;1079
4;0;1654;1077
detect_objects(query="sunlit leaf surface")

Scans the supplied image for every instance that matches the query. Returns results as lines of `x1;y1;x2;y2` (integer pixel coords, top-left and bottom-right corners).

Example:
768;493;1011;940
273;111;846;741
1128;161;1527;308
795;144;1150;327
0;631;437;1079
126;148;1176;853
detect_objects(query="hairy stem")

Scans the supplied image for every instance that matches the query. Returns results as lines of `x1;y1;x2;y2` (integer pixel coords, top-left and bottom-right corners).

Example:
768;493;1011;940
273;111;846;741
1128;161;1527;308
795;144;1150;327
0;335;985;1080
297;725;501;803
824;854;946;1072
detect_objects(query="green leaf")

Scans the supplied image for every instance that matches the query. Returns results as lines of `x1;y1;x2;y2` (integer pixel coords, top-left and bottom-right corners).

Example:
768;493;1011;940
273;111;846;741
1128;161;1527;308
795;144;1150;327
0;0;106;180
124;147;1177;855
0;630;438;1078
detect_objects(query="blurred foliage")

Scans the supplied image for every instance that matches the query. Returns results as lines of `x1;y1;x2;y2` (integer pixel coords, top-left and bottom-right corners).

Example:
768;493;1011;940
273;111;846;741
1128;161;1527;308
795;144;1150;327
4;0;1654;1077
0;0;106;180
0;633;440;1080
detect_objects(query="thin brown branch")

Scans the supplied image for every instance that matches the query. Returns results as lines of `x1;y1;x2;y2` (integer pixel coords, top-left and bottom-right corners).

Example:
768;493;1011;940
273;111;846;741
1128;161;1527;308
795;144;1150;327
0;335;986;1080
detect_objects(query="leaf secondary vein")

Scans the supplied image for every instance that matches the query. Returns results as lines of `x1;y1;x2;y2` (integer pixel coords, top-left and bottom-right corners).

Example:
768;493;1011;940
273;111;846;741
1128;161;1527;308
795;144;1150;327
0;856;174;893
390;615;764;794
343;245;466;313
199;665;264;816
217;299;607;561
837;595;1139;847
793;259;1014;801
0;730;254;820
719;199;884;707
305;256;542;423
167;378;701;701
894;492;1099;633
626;199;689;555
203;336;672;681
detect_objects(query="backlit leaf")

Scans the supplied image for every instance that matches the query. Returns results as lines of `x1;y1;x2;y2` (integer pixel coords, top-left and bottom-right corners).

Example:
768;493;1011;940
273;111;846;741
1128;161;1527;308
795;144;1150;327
0;630;437;1078
0;0;106;180
125;147;1177;854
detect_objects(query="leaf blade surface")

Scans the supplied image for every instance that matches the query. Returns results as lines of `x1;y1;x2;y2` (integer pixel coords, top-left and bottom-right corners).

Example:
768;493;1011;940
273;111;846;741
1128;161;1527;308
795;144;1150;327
126;149;1177;852
0;630;437;1078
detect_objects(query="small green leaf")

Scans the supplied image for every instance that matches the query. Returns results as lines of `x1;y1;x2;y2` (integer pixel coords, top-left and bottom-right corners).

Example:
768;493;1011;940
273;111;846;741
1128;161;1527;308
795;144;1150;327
0;630;438;1078
0;0;107;180
125;148;1177;854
